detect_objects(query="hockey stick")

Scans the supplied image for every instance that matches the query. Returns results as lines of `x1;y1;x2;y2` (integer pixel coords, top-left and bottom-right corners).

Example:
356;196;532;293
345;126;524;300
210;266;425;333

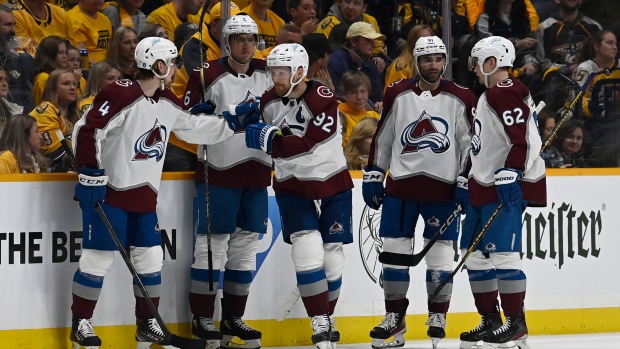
275;287;300;321
56;130;207;349
198;0;215;292
430;73;596;302
378;203;463;267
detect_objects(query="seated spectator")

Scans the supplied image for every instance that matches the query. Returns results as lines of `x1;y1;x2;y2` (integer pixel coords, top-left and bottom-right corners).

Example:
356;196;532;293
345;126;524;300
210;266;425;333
0;5;35;113
464;0;539;33
550;119;588;168
384;24;433;88
65;43;88;96
102;0;147;35
537;107;564;168
288;0;318;35
573;30;619;118
147;0;207;42
521;0;601;78
66;0;113;65
106;26;138;79
47;0;76;11
262;23;302;55
475;0;537;72
0;114;48;173
302;33;335;91
338;70;380;147
0;66;24;137
316;0;387;61
343;117;377;170
173;22;199;52
30;69;80;168
78;60;122;113
33;36;68;106
242;0;286;57
328;22;385;108
138;23;170;41
11;0;67;56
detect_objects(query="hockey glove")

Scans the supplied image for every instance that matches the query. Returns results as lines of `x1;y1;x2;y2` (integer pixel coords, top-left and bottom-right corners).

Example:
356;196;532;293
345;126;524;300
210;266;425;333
494;168;523;212
75;167;108;210
245;123;281;154
362;165;385;210
455;172;469;208
189;100;216;115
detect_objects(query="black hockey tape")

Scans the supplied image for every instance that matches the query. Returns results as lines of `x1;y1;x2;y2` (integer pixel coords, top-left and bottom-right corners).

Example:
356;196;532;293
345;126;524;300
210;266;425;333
378;251;416;266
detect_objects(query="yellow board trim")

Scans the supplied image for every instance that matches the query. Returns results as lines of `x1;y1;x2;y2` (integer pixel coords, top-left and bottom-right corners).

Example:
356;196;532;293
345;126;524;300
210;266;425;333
1;308;619;348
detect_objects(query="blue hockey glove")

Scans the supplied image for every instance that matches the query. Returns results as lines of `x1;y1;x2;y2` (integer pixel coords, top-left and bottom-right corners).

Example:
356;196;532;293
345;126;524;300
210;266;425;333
245;123;281;154
227;101;261;128
455;172;469;208
75;167;108;210
222;110;243;130
494;168;523;212
362;165;385;210
189;100;216;115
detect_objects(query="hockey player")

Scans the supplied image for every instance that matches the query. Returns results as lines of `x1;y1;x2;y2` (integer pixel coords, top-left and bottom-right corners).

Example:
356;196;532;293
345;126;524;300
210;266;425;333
244;43;354;349
363;36;476;349
459;36;546;349
182;13;272;349
69;37;245;349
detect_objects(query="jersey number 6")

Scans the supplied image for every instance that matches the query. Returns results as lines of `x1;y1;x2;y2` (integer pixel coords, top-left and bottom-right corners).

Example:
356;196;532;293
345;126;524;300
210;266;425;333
313;112;334;132
502;108;524;126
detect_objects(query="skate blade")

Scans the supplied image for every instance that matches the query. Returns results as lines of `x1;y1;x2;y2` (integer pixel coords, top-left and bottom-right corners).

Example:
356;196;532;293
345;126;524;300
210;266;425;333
459;341;482;349
72;343;99;349
314;340;331;349
371;333;405;349
430;337;442;349
482;338;529;349
221;336;261;349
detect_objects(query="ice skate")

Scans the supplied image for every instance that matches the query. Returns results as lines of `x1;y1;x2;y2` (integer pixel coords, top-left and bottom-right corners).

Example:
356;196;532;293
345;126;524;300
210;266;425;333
192;316;223;348
459;308;503;349
330;316;340;345
426;312;446;348
221;317;262;349
70;318;101;349
369;310;406;349
482;314;529;349
135;318;167;348
311;314;332;349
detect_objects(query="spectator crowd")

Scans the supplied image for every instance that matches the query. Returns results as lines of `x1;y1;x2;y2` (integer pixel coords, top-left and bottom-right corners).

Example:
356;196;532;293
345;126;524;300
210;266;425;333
0;0;619;173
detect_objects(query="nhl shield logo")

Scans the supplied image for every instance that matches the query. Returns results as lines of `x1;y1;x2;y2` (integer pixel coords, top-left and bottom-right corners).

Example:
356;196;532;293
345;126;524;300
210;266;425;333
133;119;168;162
401;111;450;154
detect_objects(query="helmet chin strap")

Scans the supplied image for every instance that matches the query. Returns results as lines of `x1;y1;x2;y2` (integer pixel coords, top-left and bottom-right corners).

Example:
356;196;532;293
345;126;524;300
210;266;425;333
478;61;499;88
281;70;303;98
414;58;446;86
152;64;171;90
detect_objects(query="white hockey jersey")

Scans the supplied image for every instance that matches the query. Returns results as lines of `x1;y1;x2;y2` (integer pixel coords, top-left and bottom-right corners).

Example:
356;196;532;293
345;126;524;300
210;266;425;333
184;58;273;188
369;79;476;202
73;80;233;213
469;78;546;207
261;81;353;200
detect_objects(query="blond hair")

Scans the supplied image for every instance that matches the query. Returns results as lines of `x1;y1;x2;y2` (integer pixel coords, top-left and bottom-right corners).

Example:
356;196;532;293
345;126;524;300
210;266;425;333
344;117;378;170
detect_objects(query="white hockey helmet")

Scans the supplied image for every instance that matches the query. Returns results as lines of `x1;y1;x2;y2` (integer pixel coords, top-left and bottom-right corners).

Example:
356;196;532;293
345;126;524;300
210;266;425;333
223;14;259;46
413;36;447;84
469;36;515;87
267;43;309;97
135;37;178;72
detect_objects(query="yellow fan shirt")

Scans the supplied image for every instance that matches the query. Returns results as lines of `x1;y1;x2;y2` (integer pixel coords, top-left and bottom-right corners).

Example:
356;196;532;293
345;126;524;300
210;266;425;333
384;58;413;91
146;2;207;42
33;73;86;108
29;102;70;158
338;103;380;147
316;13;385;55
11;0;67;56
242;5;284;58
65;6;112;63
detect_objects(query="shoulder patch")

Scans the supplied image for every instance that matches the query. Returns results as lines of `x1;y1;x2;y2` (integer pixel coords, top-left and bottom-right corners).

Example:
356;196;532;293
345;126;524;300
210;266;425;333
80;103;92;113
116;79;133;87
316;85;334;98
36;103;49;114
497;79;514;88
395;60;407;72
321;17;332;30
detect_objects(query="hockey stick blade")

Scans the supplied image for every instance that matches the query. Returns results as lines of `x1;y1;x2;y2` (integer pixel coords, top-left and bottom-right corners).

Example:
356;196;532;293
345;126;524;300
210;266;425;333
55;130;205;349
378;203;462;267
275;287;300;322
430;72;597;303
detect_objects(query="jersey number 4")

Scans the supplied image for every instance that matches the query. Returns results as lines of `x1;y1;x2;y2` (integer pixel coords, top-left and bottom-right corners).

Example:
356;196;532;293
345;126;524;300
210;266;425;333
502;108;524;126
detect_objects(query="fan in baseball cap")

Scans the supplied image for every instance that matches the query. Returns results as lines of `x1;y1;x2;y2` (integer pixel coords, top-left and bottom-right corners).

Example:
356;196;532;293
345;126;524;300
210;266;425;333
345;22;386;41
210;1;242;21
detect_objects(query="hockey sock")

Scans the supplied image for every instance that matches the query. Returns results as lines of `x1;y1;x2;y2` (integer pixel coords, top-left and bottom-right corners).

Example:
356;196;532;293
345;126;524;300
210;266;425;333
296;267;330;316
134;272;161;319
426;269;452;313
72;269;104;319
222;268;253;318
383;267;409;312
327;277;341;314
497;269;526;317
467;268;499;314
190;268;221;317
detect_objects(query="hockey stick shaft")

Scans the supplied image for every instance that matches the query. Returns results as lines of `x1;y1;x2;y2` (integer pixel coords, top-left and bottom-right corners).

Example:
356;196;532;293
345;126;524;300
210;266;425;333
378;203;462;267
198;0;215;292
56;130;206;349
430;73;596;302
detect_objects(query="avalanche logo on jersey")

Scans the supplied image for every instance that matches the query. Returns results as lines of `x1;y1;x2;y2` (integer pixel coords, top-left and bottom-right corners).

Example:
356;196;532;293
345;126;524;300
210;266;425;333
471;119;482;156
329;222;344;234
133;119;168;162
400;110;449;154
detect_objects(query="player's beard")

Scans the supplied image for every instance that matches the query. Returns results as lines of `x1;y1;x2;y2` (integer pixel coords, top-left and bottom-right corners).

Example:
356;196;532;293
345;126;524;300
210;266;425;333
274;83;291;97
420;68;441;84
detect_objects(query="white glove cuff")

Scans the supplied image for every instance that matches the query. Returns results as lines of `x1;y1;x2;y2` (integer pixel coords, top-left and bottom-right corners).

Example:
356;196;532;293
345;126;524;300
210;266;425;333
78;173;109;186
494;170;519;185
362;170;385;183
456;176;468;190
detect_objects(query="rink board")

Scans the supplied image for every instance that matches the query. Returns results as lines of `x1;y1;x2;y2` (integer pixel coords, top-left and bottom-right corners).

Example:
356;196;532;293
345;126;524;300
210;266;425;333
0;169;619;348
